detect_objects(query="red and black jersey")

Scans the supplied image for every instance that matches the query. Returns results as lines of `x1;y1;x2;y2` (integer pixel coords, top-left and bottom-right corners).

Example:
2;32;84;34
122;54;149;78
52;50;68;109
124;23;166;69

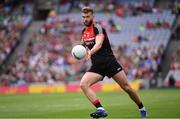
82;23;116;65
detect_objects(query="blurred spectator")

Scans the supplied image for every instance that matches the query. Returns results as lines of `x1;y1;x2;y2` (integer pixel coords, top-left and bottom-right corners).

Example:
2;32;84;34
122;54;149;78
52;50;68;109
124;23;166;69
173;23;180;39
162;19;170;29
58;0;71;14
132;35;150;43
145;20;155;29
115;5;125;17
108;18;120;33
169;74;175;87
176;0;180;14
22;0;33;15
155;18;162;28
4;0;13;14
170;48;180;70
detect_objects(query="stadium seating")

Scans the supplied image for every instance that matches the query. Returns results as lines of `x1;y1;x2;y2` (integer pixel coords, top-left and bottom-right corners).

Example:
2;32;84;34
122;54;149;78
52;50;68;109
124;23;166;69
0;14;32;64
0;0;176;86
59;10;175;49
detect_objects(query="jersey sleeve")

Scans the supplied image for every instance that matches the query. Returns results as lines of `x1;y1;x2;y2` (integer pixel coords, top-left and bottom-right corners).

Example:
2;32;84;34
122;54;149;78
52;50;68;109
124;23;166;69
94;24;103;35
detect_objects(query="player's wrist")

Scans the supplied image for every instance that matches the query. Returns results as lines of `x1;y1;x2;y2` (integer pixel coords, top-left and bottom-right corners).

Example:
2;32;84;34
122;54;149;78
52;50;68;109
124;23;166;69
88;50;92;56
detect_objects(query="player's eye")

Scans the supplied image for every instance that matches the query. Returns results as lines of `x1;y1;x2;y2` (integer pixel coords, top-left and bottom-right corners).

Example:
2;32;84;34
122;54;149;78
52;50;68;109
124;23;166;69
82;16;90;19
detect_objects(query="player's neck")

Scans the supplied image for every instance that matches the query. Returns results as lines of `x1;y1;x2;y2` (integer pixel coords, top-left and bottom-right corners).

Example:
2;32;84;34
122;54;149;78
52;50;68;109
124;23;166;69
85;20;94;29
85;23;93;29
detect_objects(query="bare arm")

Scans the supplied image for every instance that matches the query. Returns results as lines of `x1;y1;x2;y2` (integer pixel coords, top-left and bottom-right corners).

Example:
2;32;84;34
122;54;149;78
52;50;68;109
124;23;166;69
89;34;104;55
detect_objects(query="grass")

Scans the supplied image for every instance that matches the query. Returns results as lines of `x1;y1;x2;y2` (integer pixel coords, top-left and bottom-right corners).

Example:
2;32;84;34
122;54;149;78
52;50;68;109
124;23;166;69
0;89;180;118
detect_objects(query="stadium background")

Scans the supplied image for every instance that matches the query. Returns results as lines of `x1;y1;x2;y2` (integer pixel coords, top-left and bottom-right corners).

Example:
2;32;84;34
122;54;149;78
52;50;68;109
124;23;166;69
0;0;180;118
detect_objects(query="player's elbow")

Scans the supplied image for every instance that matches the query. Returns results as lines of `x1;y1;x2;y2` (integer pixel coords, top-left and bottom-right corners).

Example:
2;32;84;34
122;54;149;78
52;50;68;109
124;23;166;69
97;43;103;49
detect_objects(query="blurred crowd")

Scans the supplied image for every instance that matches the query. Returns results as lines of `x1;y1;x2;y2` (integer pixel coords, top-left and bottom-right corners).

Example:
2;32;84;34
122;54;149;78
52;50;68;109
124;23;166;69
0;0;178;87
0;0;32;65
0;14;32;64
145;19;170;30
0;9;166;86
0;10;87;86
58;0;155;16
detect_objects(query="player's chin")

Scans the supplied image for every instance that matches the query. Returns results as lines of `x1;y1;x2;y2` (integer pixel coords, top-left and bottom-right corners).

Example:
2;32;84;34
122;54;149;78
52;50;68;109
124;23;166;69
84;22;91;27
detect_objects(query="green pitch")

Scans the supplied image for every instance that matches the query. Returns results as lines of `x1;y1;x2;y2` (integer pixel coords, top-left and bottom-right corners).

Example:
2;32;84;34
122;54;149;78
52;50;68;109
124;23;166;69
0;89;180;118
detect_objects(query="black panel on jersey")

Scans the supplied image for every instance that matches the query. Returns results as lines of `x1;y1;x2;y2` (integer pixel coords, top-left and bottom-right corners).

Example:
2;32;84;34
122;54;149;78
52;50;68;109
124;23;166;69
91;24;115;65
82;23;116;65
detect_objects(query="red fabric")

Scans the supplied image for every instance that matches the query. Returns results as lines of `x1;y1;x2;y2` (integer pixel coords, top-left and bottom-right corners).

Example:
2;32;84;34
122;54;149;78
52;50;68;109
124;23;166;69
82;23;95;42
92;99;100;105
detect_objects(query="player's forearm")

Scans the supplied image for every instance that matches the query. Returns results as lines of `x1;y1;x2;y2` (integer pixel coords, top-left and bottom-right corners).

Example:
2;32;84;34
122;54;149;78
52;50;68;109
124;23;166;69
90;43;102;55
90;34;104;55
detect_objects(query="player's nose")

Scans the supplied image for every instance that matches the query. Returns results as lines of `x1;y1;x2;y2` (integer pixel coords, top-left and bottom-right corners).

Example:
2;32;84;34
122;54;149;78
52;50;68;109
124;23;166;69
84;18;87;21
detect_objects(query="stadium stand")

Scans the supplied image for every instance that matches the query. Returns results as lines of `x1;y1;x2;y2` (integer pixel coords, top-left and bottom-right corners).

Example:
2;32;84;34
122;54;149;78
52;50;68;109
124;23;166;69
0;0;32;86
0;14;32;64
0;0;32;64
164;48;180;87
0;0;178;88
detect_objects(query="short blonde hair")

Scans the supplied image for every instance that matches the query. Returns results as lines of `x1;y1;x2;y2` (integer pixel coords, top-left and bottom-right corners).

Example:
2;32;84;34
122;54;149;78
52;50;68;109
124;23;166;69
81;6;93;14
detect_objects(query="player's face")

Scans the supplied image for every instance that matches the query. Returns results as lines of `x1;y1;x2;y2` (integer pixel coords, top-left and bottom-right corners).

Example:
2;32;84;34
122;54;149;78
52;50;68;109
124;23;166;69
82;12;93;27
